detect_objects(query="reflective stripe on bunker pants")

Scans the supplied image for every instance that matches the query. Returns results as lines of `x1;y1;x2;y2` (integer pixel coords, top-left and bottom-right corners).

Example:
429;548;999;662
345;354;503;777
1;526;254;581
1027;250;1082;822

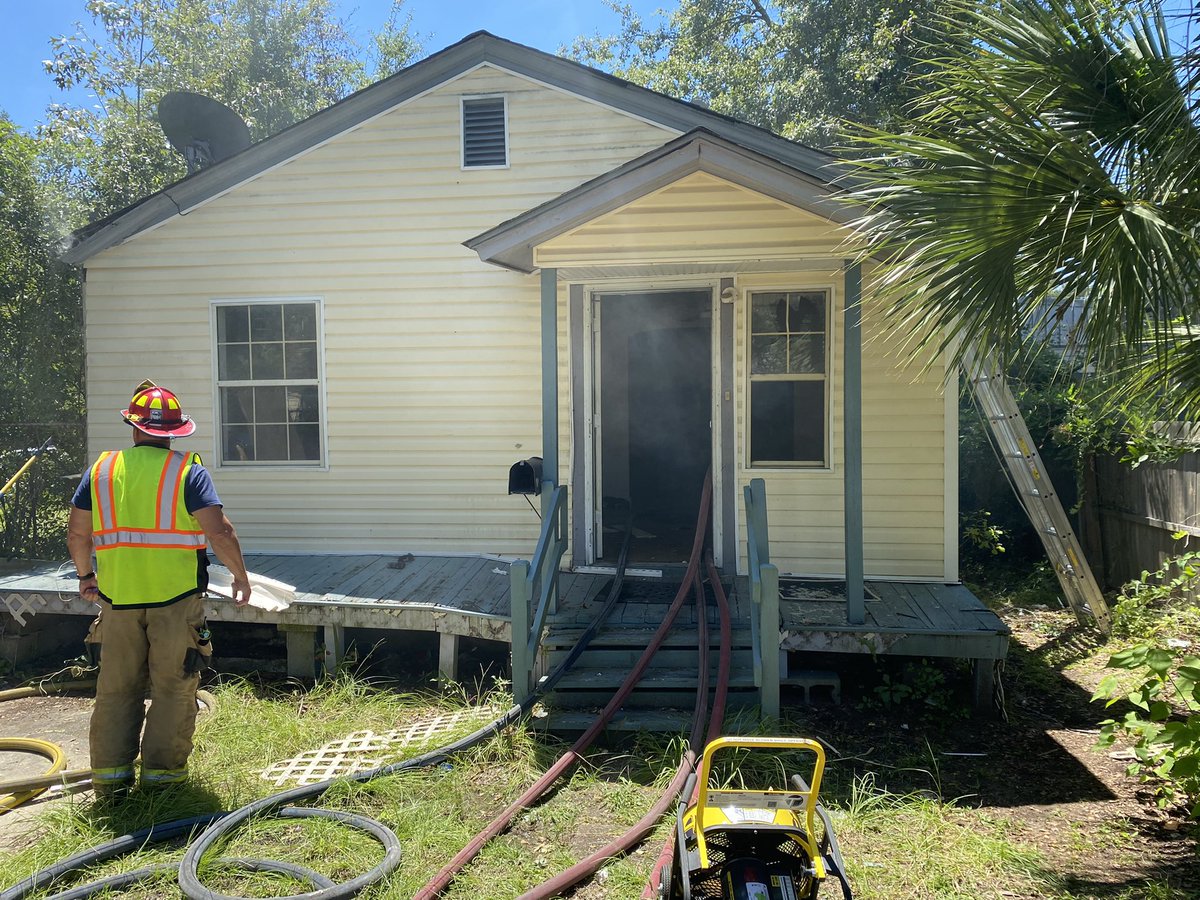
89;593;208;782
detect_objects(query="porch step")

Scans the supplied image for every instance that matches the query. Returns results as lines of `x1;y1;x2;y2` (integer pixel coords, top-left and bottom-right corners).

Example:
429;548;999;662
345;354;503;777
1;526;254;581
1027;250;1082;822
550;666;757;692
544;688;760;710
552;646;755;671
531;708;701;733
539;585;762;719
542;624;753;650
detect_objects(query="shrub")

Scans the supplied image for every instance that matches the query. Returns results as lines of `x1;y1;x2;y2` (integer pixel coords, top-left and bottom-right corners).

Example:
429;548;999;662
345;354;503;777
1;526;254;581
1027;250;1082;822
1094;642;1200;818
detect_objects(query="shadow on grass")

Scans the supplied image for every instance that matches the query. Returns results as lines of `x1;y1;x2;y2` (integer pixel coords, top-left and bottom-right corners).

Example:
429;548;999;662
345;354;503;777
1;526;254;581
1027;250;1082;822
765;621;1127;811
82;778;226;837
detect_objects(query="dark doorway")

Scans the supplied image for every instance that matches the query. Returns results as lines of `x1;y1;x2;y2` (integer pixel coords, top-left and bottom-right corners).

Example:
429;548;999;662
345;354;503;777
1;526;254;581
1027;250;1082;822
597;290;712;564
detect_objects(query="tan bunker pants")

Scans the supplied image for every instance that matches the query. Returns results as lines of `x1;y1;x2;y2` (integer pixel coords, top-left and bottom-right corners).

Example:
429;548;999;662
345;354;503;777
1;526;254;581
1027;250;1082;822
89;593;209;787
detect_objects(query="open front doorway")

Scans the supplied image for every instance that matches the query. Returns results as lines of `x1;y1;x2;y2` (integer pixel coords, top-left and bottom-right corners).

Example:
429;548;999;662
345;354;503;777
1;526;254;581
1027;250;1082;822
594;290;713;565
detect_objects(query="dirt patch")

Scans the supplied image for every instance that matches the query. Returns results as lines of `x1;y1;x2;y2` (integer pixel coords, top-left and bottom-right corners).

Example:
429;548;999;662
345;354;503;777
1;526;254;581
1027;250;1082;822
986;607;1199;894
0;694;93;854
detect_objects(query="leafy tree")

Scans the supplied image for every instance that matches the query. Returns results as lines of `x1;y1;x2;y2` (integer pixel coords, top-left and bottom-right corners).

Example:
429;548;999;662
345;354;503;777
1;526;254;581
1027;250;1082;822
371;1;425;83
569;0;955;145
841;0;1200;420
0;116;85;556
42;0;422;218
0;1;423;557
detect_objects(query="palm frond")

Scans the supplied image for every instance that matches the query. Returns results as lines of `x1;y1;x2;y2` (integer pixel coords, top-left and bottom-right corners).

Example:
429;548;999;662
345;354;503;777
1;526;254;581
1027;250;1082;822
839;0;1200;413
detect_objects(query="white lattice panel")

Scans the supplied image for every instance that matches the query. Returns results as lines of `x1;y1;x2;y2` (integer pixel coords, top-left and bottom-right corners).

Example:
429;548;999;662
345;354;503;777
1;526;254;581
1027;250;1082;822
259;707;499;786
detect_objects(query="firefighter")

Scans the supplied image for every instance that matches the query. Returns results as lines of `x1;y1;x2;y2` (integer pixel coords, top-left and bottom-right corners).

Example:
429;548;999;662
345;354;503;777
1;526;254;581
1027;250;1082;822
67;382;252;799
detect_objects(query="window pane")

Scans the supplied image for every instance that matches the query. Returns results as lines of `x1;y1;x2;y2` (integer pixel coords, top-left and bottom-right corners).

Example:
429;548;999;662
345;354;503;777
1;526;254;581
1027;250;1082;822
789;335;825;374
219;344;251;380
222;425;255;462
251;342;285;379
289;424;321;460
283;304;317;340
255;424;288;460
289;385;320;422
217;306;250;343
751;380;825;464
285;342;318;379
213;300;323;466
751;336;787;375
250;305;283;341
751;293;788;333
221;387;254;424
254;386;287;423
788;292;825;332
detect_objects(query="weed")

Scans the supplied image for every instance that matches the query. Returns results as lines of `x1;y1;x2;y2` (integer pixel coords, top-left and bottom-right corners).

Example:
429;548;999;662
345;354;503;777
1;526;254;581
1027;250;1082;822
858;658;969;720
1094;642;1200;818
1111;544;1200;641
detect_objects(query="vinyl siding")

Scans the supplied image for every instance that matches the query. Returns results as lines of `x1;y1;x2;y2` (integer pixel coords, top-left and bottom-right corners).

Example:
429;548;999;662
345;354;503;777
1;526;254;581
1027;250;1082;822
734;269;948;579
536;172;843;268
83;68;950;577
83;65;676;555
544;180;949;579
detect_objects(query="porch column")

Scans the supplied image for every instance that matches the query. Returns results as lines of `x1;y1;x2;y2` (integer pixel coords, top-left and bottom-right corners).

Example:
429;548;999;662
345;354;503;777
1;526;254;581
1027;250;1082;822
844;261;865;625
541;267;559;503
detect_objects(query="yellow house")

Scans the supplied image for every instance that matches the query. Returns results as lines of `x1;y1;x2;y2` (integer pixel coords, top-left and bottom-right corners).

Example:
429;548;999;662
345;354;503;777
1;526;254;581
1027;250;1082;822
59;32;1007;715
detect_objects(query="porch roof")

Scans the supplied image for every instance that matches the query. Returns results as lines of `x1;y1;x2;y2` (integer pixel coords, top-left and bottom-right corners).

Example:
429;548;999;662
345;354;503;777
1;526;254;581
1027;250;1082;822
464;129;856;274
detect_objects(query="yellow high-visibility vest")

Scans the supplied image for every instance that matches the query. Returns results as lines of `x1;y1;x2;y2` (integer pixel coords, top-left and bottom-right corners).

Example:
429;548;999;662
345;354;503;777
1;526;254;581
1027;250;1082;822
90;447;207;607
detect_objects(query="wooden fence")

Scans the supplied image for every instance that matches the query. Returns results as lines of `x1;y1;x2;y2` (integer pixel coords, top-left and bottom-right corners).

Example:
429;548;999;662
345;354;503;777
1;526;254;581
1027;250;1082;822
1081;426;1200;589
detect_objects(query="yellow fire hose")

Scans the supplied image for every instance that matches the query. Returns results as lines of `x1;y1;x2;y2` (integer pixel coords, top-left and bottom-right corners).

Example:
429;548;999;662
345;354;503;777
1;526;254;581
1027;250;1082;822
0;680;101;703
0;739;67;813
0;679;216;812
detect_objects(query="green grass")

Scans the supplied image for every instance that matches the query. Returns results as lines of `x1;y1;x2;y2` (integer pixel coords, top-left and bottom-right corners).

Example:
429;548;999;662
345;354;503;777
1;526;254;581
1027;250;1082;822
836;774;1049;899
0;674;1192;898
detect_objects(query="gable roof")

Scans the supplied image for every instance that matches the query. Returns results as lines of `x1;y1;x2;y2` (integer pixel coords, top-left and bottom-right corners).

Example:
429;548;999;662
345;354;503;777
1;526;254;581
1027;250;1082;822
466;128;852;273
62;31;847;266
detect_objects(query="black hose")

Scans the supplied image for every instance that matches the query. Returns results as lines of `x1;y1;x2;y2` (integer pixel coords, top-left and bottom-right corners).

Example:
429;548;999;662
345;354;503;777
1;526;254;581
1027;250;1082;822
45;856;336;900
4;520;636;900
0;814;225;900
179;516;635;900
181;807;402;900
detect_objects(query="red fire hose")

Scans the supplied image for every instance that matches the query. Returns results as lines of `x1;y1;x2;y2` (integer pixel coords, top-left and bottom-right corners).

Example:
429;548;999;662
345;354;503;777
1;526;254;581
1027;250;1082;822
413;475;714;900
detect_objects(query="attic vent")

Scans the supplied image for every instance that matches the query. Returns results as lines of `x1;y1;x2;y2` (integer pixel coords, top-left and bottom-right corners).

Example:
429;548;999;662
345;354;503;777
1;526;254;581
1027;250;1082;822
462;96;507;168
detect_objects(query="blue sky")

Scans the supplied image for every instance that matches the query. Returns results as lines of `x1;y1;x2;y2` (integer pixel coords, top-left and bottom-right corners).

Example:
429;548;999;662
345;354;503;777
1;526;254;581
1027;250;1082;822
1;0;664;133
4;2;1194;134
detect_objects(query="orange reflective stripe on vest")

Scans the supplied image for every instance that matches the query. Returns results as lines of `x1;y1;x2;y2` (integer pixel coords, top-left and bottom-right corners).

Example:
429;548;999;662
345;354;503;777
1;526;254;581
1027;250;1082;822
91;451;118;532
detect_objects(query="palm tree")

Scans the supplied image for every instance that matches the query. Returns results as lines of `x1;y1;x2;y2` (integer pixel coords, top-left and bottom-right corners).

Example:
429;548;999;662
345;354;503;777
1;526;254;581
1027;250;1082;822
841;0;1200;418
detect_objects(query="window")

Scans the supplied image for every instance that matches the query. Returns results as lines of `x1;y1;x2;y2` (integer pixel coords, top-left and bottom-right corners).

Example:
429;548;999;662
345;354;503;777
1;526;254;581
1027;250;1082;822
214;300;323;465
748;289;829;466
462;96;507;168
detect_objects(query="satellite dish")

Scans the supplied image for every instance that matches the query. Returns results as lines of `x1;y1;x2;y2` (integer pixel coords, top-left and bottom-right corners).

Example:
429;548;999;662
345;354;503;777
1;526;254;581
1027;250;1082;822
157;92;251;174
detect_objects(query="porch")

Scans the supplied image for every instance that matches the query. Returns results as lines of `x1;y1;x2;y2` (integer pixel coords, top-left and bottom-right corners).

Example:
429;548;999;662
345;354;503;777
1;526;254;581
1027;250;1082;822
2;550;1007;718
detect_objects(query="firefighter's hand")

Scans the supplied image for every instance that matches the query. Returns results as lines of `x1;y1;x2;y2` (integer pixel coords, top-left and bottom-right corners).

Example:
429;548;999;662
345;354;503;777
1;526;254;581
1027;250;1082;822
232;576;252;607
79;574;100;604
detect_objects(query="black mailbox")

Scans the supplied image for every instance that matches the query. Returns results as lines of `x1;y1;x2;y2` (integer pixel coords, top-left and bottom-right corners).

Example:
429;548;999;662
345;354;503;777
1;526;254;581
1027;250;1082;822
508;457;543;495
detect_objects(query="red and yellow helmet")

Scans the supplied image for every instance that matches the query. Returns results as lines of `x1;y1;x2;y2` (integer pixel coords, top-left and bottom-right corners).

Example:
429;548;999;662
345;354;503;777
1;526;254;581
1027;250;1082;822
120;384;196;438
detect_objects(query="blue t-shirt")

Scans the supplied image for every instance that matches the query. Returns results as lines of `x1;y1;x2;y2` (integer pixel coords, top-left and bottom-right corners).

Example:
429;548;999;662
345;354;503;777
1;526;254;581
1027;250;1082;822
71;448;222;514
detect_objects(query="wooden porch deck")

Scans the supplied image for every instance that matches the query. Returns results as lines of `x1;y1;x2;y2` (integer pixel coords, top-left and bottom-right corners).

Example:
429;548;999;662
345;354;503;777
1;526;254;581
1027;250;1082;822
1;555;1006;700
0;554;609;678
550;574;1007;661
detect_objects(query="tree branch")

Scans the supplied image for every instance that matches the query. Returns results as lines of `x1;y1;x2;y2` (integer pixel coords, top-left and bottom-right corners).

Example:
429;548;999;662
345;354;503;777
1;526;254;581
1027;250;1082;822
747;0;775;28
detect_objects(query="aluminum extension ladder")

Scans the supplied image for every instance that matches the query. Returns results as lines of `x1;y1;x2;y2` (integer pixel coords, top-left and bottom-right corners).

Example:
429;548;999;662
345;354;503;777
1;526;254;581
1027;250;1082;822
963;348;1112;633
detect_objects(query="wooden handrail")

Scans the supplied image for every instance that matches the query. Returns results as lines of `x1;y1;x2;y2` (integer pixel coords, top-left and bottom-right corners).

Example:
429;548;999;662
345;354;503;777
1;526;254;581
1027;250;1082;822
744;478;781;719
510;484;568;703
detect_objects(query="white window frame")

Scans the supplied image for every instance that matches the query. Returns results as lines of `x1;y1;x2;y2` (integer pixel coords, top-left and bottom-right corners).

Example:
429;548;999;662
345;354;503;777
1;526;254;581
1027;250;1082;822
210;296;328;470
745;284;834;469
460;94;510;170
